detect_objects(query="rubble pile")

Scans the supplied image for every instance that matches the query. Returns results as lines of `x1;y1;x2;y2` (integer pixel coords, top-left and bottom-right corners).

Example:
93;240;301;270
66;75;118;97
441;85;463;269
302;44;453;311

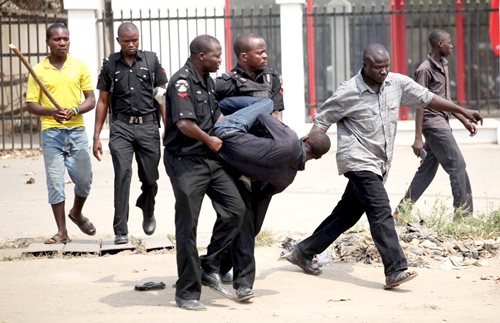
280;222;500;269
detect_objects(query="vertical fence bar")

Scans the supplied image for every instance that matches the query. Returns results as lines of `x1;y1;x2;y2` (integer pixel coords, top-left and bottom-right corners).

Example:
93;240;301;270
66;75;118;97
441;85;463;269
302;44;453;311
8;11;14;150
455;0;466;107
17;10;23;149
158;9;162;62
1;10;4;150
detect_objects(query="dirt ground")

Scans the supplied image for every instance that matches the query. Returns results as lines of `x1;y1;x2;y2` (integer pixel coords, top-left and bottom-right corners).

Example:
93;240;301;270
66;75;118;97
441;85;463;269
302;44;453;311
0;246;499;323
1;144;500;322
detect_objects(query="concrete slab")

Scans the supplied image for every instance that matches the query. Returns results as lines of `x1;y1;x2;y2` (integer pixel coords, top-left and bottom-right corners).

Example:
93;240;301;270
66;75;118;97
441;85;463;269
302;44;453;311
0;248;24;259
23;240;64;255
139;234;174;251
62;238;101;254
100;238;136;255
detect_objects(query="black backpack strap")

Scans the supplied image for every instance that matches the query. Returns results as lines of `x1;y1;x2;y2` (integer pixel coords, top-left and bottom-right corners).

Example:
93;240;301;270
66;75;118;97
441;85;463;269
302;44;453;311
143;51;161;126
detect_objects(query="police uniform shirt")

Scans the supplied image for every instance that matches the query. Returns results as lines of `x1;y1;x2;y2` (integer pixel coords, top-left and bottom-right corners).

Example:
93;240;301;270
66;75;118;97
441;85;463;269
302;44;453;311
215;64;284;111
163;58;220;155
97;50;168;116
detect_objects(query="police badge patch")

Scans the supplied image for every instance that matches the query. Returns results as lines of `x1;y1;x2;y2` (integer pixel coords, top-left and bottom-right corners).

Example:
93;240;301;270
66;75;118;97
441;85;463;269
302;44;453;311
175;79;189;98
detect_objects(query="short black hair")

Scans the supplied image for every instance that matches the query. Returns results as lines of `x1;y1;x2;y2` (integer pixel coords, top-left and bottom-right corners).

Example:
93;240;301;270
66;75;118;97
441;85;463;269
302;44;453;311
429;29;450;47
117;22;138;37
308;131;331;157
190;35;219;57
46;23;68;39
233;33;264;57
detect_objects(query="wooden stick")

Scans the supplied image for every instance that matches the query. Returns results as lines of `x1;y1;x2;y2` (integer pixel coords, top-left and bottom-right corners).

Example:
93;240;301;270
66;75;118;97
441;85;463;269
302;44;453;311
9;44;63;111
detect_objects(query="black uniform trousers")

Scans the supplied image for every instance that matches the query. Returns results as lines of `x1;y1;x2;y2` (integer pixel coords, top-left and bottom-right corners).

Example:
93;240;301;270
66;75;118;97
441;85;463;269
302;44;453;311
297;171;408;277
164;151;245;300
219;179;272;289
109;119;160;235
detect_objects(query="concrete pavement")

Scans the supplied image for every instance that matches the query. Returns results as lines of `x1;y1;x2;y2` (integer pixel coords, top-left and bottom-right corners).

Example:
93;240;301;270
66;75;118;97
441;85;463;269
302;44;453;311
1;138;499;242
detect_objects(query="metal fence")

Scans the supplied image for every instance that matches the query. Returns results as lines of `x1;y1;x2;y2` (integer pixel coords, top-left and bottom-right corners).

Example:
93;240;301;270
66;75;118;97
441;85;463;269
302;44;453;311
1;2;498;151
0;9;67;151
306;0;499;119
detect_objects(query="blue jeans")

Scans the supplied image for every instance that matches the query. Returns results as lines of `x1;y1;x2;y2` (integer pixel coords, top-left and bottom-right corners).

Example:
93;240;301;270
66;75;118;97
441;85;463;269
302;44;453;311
41;127;93;204
214;97;273;137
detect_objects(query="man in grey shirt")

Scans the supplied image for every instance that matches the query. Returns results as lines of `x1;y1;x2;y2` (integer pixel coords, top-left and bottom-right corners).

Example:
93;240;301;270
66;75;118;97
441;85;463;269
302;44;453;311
394;29;476;219
286;43;483;289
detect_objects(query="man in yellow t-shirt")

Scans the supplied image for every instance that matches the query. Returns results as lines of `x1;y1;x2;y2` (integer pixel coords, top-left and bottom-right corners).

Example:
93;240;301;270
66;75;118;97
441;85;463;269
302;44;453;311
26;23;97;244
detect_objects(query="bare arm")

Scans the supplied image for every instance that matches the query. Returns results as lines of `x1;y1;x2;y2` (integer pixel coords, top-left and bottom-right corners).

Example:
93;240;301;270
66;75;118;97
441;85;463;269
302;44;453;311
427;95;483;125
26;102;66;123
92;90;109;161
411;108;425;158
300;124;327;141
176;119;223;153
452;112;478;137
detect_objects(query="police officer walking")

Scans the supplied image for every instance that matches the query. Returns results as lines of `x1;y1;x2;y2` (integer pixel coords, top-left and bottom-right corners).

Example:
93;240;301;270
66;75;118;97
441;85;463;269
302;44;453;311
163;35;245;311
93;22;168;244
214;33;285;301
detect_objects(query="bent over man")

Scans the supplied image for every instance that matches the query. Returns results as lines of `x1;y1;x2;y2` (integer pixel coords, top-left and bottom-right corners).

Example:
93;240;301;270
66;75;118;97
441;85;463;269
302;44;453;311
163;35;245;311
93;22;168;245
26;23;96;244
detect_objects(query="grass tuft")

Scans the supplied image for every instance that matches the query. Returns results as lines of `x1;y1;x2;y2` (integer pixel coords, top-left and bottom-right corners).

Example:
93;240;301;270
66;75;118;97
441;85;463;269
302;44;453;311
255;228;275;247
395;198;500;239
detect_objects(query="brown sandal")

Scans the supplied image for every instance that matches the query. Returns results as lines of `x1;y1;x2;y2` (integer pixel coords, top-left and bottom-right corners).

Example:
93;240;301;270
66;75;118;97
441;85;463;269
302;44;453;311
68;213;96;236
384;270;418;289
44;233;71;244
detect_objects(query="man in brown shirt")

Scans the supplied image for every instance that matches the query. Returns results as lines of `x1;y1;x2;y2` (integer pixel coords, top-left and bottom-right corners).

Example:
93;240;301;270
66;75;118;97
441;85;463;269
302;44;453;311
394;29;477;218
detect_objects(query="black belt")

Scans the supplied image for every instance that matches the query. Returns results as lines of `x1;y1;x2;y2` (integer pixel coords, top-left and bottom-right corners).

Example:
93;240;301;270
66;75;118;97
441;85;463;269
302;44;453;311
115;112;155;124
217;129;239;139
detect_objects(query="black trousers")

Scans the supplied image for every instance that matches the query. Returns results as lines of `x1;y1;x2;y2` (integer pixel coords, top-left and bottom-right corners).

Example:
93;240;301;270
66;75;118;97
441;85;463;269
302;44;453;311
398;128;473;215
219;179;272;289
297;171;408;277
164;151;245;300
109;119;160;235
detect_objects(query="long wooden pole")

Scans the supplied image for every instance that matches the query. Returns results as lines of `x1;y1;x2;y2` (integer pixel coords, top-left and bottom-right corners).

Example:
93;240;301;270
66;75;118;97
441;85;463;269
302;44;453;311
8;44;63;111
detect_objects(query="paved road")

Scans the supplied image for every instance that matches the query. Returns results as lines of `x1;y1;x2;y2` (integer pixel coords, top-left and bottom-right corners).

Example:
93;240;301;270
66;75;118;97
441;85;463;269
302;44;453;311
1;143;499;241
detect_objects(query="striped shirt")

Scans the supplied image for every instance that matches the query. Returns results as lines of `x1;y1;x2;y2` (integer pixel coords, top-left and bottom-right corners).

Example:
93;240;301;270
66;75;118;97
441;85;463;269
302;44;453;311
313;69;434;181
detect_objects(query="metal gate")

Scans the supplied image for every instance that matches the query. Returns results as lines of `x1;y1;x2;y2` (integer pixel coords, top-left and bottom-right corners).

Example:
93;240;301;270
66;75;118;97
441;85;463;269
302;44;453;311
0;8;67;151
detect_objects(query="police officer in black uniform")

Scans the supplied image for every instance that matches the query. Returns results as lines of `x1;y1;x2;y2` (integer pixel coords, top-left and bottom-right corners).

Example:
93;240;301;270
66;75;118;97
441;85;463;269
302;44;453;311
93;22;168;245
214;33;285;301
163;35;245;311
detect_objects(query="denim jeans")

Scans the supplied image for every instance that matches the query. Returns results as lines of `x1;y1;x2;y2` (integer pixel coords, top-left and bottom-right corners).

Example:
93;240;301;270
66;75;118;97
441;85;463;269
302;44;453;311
214;97;273;137
41;127;92;204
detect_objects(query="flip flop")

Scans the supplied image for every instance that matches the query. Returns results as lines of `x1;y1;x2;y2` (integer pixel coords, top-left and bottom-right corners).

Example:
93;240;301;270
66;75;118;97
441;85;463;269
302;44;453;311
384;270;418;289
286;248;322;276
68;213;96;236
44;233;71;244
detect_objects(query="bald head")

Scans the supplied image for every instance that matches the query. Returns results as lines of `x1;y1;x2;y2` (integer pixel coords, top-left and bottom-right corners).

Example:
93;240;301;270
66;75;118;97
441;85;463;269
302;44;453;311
117;22;138;37
363;43;389;64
